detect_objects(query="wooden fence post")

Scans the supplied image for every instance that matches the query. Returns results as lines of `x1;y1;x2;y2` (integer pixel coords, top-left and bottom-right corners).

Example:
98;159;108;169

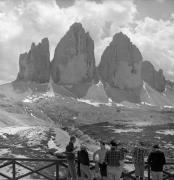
148;165;151;180
13;159;16;180
56;161;59;180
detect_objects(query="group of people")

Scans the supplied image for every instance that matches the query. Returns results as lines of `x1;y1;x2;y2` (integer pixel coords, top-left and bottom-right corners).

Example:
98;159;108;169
132;142;166;180
65;136;166;180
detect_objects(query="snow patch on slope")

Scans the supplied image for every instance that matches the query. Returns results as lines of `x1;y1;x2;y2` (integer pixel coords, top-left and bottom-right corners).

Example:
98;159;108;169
78;98;113;107
78;81;113;107
84;81;109;103
141;82;174;107
0;126;31;136
114;128;143;133
156;130;174;136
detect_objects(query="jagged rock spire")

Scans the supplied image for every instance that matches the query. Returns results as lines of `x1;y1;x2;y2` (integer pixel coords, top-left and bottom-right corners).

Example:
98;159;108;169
17;38;50;83
51;22;97;84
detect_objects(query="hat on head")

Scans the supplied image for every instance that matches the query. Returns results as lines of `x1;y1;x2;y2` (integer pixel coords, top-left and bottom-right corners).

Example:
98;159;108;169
100;141;105;145
110;140;119;147
153;144;159;149
70;136;76;141
81;144;86;149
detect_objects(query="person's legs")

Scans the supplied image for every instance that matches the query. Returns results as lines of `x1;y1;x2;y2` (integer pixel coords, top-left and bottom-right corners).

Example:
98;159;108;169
151;171;158;180
107;166;116;180
68;160;77;180
80;164;92;180
118;161;124;179
114;166;122;180
139;163;144;180
85;166;92;180
99;163;107;180
80;164;86;179
134;163;140;180
157;172;163;180
107;166;122;180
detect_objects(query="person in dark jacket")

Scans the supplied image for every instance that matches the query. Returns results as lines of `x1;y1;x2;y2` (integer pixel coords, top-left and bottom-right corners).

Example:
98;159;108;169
78;144;92;180
147;144;166;180
65;136;77;180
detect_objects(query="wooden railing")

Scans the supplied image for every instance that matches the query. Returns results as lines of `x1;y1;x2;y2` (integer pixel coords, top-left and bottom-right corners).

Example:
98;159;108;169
0;157;174;180
0;157;67;180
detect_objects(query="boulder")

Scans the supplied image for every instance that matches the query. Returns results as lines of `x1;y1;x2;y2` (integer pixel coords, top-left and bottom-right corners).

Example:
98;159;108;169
98;32;143;103
17;38;50;83
51;22;97;85
141;61;166;92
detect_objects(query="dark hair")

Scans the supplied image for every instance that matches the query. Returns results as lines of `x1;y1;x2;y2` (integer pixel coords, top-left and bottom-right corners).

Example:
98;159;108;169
153;144;159;149
110;140;117;147
70;136;76;141
100;141;105;145
139;141;145;146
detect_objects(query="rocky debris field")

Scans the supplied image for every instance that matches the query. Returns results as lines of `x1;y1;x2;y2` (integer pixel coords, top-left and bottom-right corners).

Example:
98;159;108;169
0;126;65;179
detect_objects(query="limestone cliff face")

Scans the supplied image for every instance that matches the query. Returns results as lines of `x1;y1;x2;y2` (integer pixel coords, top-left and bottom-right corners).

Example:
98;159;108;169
99;32;143;89
98;32;143;102
141;61;166;92
17;38;50;83
51;23;96;84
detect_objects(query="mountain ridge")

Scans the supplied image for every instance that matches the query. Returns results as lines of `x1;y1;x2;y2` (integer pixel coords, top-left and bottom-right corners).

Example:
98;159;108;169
3;22;174;106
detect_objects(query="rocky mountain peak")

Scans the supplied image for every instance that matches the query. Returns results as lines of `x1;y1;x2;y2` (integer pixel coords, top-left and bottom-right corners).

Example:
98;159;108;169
99;32;143;87
141;61;166;92
51;22;96;85
112;32;129;43
69;22;83;31
98;32;143;103
16;38;50;83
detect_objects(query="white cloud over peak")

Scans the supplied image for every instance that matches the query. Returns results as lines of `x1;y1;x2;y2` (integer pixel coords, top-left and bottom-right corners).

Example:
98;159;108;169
0;12;22;42
122;16;174;80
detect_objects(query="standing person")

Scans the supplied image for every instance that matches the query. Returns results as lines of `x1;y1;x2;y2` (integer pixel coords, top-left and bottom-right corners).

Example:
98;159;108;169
147;144;166;180
65;136;78;180
78;144;92;180
104;140;124;180
93;141;107;180
132;141;148;180
119;144;128;178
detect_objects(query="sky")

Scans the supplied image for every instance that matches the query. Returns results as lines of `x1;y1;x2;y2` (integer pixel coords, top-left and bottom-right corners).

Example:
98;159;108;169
0;0;174;84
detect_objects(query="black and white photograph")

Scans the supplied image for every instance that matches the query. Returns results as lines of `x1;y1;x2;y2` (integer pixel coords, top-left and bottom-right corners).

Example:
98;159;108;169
0;0;174;179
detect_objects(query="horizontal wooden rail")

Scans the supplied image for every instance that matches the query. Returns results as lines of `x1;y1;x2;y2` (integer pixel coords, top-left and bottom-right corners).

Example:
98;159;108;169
0;158;66;180
0;157;173;180
0;158;66;162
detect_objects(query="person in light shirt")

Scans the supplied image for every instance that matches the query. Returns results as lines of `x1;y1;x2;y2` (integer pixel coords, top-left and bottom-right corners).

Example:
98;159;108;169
132;141;148;180
93;141;107;180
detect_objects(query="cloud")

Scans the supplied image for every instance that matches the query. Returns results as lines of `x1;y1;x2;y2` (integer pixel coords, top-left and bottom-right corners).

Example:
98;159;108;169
56;0;75;8
121;16;174;80
156;0;165;3
55;0;102;8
